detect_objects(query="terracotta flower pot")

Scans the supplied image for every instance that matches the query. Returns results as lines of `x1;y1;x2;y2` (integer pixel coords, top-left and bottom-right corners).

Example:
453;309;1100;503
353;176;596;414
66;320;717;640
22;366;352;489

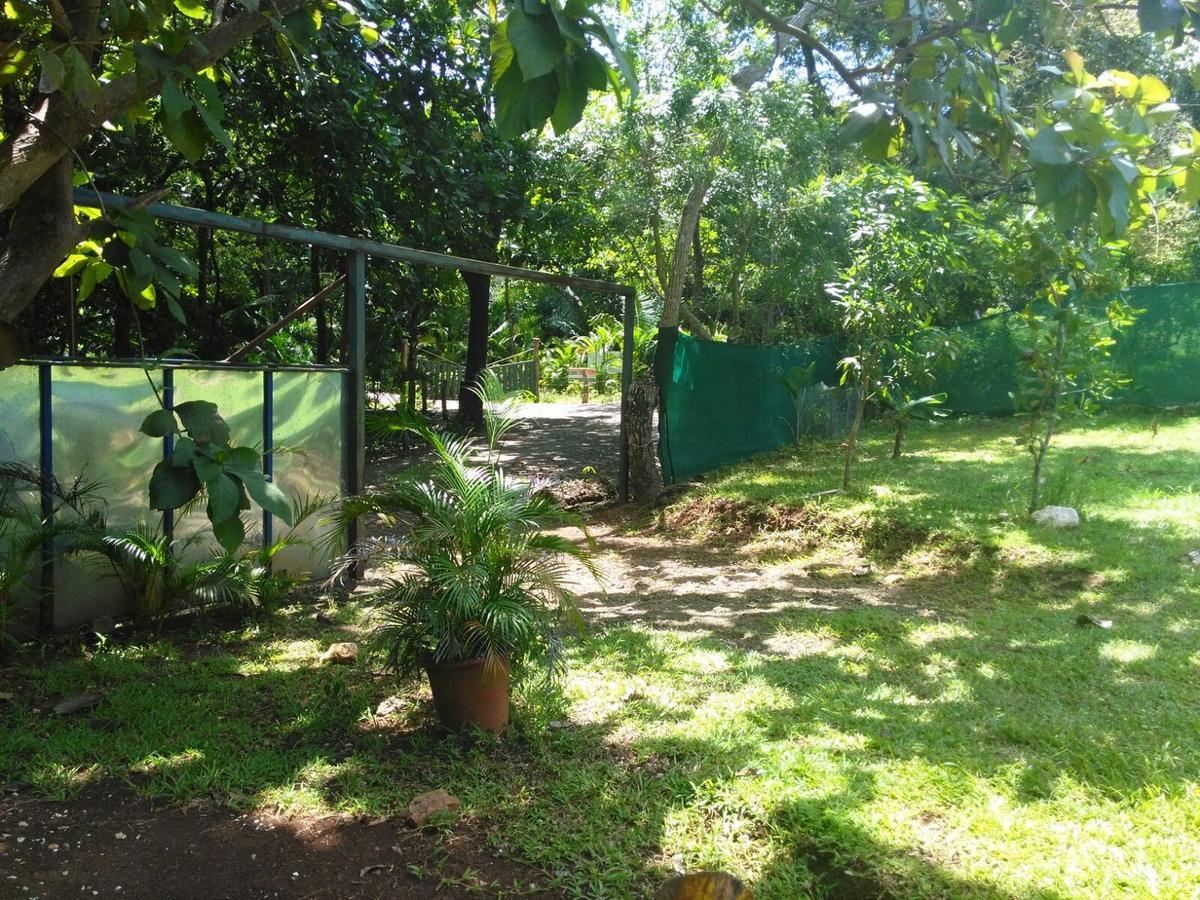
424;656;510;733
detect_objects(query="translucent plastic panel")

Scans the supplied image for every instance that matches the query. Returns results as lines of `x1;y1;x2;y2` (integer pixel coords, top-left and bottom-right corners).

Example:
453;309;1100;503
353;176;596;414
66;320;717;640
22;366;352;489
271;371;344;576
170;369;265;562
0;363;40;467
0;365;43;634
52;365;163;627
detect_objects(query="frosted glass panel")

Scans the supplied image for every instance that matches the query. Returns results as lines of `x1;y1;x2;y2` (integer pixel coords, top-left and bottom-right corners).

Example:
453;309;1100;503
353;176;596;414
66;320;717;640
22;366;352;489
52;366;163;627
0;365;43;634
0;364;40;468
272;371;344;575
171;369;264;561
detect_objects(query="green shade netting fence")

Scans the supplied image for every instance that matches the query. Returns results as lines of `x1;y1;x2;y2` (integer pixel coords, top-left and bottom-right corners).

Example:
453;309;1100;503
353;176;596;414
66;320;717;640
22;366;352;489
656;282;1200;482
656;328;842;482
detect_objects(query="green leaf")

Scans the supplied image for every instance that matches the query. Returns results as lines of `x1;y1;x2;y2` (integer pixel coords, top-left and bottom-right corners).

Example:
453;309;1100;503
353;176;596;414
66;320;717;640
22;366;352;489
172;436;197;467
1028;126;1080;166
841;102;886;142
233;469;294;525
149;459;201;510
193;454;223;483
159;107;208;162
550;57;588;135
174;0;207;19
140;408;179;438
153;245;198;278
495;64;558;137
212;514;245;554
160;77;190;120
1138;0;1185;33
491;20;515;82
205;471;240;524
549;0;585;45
507;5;565;82
36;47;64;94
174;400;231;446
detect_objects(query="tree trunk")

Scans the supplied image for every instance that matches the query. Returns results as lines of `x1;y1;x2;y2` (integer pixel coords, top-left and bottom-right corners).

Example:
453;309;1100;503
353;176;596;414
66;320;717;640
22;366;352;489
458;271;489;431
892;419;906;459
842;379;868;490
628;370;662;500
0;156;85;324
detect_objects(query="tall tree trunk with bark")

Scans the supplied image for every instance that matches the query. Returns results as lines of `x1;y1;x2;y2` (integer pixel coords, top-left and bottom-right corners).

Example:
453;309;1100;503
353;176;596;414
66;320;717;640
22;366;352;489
627;369;662;499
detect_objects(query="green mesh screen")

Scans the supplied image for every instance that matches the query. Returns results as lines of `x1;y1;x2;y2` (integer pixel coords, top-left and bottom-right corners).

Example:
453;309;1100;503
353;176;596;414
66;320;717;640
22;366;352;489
656;328;842;482
657;283;1200;482
930;283;1200;415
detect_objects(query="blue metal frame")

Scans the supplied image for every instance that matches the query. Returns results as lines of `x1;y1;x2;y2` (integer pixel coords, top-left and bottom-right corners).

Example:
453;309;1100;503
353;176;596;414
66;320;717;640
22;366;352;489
37;363;54;633
262;370;274;555
161;366;175;540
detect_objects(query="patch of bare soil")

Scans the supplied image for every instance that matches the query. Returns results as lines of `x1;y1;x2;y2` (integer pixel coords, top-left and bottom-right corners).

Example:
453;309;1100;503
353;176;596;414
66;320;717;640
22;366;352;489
0;783;559;900
560;517;964;654
658;495;985;567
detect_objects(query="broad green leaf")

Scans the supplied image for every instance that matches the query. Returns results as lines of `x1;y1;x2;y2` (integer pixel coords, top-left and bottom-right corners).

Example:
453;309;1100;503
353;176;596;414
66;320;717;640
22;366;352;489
550;57;588;135
174;0;207;19
159;107;208;162
175;400;231;446
173;436;197;466
160;77;190;120
495;64;558;137
140;408;179;438
1028;126;1079;166
53;254;89;278
205;471;240;524
36;47;64;94
841;102;886;142
1137;0;1185;33
212;513;245;553
233;468;294;524
491;21;515;82
149;459;201;510
507;5;564;82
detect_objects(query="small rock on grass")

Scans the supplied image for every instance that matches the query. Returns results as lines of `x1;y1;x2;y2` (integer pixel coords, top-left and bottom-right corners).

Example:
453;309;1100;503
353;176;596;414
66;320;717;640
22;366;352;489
1186;550;1200;566
406;789;461;827
1031;506;1080;528
320;642;358;665
52;693;102;715
375;696;405;717
851;565;872;577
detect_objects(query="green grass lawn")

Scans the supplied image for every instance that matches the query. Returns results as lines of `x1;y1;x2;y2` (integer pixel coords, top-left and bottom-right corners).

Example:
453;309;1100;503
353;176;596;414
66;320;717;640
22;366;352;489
3;408;1199;897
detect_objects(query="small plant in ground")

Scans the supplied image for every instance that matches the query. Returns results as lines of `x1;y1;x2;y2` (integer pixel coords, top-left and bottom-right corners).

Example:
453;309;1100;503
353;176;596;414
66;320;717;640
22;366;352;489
1016;289;1139;513
102;526;259;629
0;463;108;651
884;393;947;459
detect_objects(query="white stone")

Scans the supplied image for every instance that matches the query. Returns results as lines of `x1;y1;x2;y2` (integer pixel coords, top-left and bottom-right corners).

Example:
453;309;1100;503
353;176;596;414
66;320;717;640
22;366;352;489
1031;506;1080;528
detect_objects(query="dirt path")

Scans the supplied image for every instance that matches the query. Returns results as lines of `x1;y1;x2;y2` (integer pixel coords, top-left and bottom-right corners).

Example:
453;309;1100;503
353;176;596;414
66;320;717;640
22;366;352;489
0;782;559;900
492;401;622;484
367;400;623;489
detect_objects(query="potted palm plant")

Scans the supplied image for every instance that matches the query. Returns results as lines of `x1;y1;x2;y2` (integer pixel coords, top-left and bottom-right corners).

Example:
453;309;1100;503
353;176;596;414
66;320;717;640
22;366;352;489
338;374;596;733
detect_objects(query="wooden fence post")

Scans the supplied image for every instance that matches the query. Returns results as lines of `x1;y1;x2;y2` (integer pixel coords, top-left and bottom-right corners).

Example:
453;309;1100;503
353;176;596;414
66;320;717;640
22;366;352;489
582;368;589;404
532;338;541;402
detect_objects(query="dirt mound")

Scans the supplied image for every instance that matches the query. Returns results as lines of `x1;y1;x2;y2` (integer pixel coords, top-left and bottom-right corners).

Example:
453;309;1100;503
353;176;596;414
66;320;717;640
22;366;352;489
660;495;983;566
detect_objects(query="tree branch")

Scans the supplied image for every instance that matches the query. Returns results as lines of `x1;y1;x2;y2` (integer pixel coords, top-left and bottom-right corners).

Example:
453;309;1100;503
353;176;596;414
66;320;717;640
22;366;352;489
736;0;864;96
0;0;306;214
